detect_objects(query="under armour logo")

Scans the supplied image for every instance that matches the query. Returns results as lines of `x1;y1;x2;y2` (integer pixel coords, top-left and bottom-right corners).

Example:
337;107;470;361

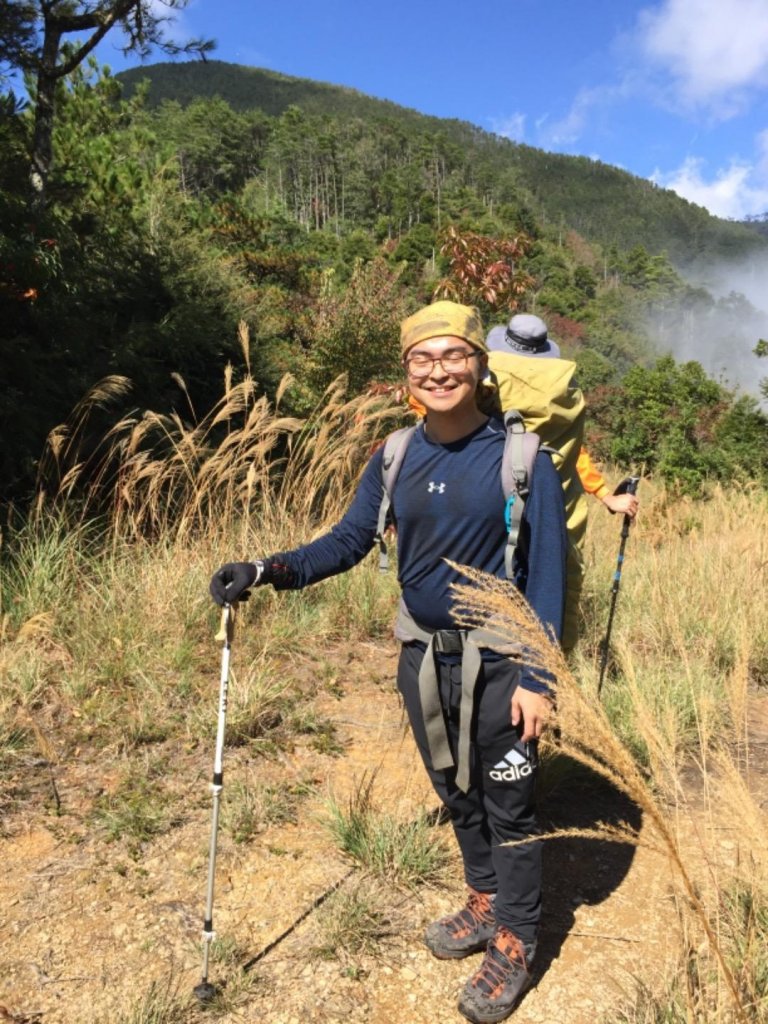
428;481;446;494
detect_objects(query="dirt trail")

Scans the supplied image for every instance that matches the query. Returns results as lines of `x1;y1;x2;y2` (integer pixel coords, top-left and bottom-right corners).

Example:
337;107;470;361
1;639;762;1024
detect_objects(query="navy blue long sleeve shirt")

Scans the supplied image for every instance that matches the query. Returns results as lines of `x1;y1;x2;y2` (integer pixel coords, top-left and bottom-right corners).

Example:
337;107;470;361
270;418;567;691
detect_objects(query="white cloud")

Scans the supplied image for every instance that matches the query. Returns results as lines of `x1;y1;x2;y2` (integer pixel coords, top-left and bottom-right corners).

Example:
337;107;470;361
651;155;768;218
488;113;526;142
538;87;608;147
144;0;194;47
637;0;768;112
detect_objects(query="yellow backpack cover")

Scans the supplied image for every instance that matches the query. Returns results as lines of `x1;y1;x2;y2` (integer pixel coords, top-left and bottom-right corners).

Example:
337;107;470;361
488;351;587;650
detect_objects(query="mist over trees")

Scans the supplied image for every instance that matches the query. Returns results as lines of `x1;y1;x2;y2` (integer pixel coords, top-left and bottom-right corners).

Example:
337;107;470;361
1;53;767;503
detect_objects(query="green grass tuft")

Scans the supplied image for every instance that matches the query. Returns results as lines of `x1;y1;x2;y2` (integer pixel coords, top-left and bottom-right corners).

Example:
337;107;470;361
323;773;451;887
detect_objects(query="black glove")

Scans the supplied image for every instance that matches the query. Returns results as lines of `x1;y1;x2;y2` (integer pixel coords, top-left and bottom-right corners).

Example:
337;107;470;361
209;560;270;606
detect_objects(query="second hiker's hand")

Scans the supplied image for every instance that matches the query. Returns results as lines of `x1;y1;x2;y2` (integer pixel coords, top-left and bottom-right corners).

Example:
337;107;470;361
511;688;553;742
209;560;268;606
602;492;639;518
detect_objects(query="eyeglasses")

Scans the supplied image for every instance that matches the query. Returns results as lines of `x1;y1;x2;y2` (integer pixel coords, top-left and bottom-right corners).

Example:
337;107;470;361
403;350;480;378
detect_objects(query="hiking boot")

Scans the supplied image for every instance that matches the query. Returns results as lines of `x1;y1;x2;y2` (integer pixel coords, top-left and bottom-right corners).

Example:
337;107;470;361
424;888;496;959
457;926;536;1023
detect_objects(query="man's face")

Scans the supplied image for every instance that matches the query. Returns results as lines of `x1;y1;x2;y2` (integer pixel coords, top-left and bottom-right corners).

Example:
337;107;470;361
403;335;487;416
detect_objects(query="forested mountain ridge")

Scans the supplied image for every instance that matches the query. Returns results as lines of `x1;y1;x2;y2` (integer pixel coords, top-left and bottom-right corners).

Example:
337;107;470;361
117;60;767;271
2;56;767;505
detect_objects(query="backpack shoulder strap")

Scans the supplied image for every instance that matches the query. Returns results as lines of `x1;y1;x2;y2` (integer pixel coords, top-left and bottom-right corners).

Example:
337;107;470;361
375;424;417;572
501;410;542;579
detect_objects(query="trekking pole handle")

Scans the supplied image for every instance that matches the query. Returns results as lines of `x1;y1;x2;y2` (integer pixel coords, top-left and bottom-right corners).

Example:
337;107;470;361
613;474;640;499
619;476;640;541
214;603;236;644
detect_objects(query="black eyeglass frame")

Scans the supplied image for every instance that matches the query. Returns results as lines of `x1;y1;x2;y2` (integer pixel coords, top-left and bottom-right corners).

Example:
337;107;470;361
402;348;482;378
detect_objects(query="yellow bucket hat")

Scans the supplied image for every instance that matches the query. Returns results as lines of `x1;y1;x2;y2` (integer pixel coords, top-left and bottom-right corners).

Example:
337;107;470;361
400;300;487;358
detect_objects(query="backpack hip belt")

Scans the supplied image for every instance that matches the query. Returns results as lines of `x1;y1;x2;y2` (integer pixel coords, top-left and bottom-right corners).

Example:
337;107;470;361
395;601;521;794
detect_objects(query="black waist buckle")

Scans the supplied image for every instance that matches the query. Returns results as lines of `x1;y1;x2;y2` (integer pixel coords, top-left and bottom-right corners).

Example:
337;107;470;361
433;630;465;655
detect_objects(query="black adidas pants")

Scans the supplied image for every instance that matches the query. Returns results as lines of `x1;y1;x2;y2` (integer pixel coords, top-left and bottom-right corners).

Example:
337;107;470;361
397;642;541;944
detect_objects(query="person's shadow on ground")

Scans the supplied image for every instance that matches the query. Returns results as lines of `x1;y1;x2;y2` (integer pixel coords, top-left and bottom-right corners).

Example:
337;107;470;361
532;750;643;981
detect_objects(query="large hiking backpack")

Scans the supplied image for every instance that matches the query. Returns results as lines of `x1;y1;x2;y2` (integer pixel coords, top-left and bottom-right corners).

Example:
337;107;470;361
374;410;545;582
488;350;586;522
490;350;587;650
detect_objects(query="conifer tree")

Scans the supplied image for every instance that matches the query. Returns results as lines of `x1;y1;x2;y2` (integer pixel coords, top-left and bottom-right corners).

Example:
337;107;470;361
0;0;212;203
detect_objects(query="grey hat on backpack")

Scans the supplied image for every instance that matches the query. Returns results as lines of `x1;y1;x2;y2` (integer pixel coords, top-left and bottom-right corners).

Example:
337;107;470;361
486;313;561;358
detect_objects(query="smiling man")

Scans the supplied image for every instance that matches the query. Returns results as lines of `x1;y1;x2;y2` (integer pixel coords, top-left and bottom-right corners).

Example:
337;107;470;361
210;300;567;1023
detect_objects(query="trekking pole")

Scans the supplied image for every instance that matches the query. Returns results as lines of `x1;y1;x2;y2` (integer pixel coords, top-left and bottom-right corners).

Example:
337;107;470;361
194;602;236;1004
597;477;640;698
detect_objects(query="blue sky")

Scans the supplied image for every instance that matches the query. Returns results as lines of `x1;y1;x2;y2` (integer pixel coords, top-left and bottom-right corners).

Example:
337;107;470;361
93;0;768;220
